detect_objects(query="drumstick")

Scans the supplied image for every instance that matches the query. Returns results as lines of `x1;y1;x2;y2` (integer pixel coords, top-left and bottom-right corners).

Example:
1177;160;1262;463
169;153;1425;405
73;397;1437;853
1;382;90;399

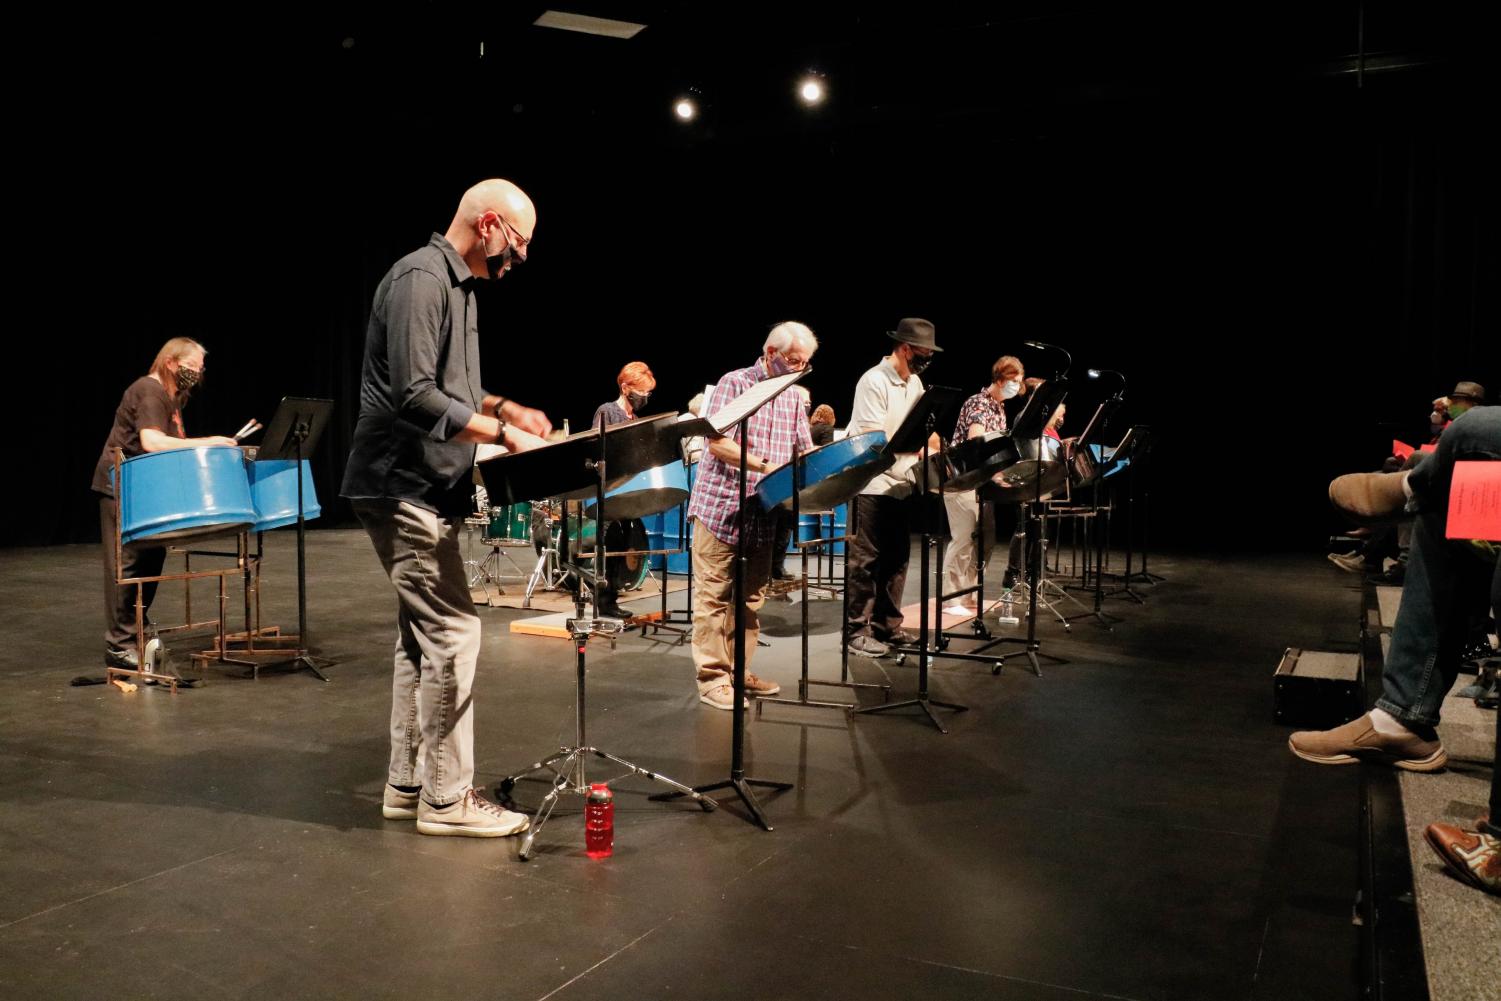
235;420;263;442
233;418;258;439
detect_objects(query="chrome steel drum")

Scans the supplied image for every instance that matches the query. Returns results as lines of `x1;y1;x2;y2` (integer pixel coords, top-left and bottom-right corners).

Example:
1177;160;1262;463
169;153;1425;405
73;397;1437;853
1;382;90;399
756;430;892;512
943;431;1025;492
986;436;1066;502
583;460;689;520
114;446;256;546
477;412;686;505
247;459;322;532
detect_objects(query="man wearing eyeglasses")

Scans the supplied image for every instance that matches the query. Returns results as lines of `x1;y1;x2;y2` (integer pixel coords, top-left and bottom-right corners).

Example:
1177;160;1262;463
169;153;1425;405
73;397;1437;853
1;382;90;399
342;178;553;839
845;318;942;659
686;322;817;710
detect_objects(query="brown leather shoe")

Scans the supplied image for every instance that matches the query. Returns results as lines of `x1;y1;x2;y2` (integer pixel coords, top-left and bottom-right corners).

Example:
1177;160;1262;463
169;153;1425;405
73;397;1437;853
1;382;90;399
743;672;781;696
1328;472;1410;524
1288;713;1447;771
1422;819;1501;895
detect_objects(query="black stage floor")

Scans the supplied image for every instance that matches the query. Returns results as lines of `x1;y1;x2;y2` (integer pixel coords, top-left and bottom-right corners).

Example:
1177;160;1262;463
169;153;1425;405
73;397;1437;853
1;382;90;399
0;533;1365;1001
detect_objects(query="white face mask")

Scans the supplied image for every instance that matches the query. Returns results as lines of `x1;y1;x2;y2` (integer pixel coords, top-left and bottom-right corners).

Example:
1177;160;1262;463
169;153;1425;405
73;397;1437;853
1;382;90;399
999;379;1021;400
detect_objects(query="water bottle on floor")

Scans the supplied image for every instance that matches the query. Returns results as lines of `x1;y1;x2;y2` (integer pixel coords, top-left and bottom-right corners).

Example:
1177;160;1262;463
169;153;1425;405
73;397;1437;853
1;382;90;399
997;589;1020;628
585;783;614;858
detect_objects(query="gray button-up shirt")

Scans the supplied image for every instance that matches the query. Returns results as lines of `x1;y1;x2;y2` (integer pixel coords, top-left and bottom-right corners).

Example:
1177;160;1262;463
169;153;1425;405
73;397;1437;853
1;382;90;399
341;234;485;517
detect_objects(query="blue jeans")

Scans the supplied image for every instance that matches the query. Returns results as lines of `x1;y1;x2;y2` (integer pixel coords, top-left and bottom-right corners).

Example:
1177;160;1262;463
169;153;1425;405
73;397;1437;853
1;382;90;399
1375;406;1501;730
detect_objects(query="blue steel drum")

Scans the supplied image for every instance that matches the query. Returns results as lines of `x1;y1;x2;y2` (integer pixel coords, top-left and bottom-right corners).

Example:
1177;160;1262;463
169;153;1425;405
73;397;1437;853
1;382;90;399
650;462;696;573
247;459;322;532
755;430;892;513
582;459;690;521
114;446;257;546
789;503;847;557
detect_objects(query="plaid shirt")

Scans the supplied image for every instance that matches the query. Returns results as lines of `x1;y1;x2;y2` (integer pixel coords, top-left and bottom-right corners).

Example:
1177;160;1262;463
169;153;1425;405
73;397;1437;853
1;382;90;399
688;360;814;546
951;386;1007;447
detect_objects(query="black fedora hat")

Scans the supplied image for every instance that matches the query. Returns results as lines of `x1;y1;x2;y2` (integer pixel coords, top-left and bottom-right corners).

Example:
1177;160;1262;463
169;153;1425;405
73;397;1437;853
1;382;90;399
887;317;941;352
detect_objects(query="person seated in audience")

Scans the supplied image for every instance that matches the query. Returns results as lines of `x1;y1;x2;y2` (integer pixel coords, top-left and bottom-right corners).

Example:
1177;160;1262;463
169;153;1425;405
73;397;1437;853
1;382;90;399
1293;403;1498;779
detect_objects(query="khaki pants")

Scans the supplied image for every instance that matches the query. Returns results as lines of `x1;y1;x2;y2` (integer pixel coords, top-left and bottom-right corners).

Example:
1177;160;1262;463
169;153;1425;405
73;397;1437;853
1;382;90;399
690;522;773;693
354;500;481;807
941;490;994;610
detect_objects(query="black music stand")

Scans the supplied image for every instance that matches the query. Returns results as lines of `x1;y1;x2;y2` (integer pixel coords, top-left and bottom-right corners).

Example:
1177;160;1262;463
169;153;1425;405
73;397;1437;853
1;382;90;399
653;369;807;829
1102;427;1152;603
481;413;717;860
1123;427;1164;584
1062;397;1123;629
986;379;1071;677
928;383;1081;666
853;386;969;733
254;396;334;681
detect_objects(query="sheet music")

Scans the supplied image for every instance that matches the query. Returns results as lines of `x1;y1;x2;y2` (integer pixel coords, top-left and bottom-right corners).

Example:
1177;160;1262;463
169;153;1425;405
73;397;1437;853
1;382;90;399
1447;461;1501;541
706;370;806;433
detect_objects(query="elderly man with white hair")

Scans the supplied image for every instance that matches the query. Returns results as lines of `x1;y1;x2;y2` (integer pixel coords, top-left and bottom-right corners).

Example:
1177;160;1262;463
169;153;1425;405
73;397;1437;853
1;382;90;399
685;321;817;710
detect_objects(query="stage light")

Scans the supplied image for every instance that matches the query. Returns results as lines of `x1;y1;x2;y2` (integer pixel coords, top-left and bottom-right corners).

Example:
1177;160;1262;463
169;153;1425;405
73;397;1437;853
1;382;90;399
674;98;697;121
798;76;826;105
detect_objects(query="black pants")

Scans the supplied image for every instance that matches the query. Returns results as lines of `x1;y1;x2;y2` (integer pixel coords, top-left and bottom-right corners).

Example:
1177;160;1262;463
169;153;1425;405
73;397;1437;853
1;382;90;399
99;494;165;650
771;507;794;573
846;494;911;640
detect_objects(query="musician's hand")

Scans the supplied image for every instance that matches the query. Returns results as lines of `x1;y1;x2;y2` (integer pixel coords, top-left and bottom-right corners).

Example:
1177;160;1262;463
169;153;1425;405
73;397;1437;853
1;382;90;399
501;401;553;437
206;436;239;447
502;426;548;453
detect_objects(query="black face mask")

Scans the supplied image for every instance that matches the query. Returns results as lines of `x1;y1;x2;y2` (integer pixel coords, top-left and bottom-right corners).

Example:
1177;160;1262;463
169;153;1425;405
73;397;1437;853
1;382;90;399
176;366;202;391
907;350;933;376
626;391;650;412
486;243;512;280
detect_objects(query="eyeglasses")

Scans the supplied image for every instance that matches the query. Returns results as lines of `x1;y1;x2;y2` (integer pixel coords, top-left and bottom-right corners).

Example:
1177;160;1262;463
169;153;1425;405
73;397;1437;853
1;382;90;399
494;213;530;256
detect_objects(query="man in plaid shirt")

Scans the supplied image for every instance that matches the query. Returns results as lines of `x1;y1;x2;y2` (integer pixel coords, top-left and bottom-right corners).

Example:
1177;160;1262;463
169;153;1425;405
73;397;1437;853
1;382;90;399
686;322;817;710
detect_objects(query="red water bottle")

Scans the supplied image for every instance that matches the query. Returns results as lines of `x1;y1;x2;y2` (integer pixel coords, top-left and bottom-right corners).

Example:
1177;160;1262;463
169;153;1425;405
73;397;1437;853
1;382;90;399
585;782;614;858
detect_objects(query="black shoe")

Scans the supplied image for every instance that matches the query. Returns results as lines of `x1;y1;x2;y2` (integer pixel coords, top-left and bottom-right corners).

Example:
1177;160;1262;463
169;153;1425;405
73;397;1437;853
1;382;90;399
104;646;139;670
1366;567;1406;586
880;627;919;645
772;567;795;581
1002;569;1019;590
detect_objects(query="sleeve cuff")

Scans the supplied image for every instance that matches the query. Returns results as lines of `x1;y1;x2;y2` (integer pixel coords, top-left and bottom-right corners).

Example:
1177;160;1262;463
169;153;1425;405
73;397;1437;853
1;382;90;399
433;398;478;442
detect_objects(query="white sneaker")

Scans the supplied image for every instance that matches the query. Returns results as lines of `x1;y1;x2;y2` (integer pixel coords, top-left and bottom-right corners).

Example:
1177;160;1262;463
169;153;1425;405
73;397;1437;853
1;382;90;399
382;784;419;820
942;604;974;618
416;788;530;837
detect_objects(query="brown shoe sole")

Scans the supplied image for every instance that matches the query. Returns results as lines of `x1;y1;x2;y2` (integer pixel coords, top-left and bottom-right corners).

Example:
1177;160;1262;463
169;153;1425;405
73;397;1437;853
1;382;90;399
1288;737;1447;772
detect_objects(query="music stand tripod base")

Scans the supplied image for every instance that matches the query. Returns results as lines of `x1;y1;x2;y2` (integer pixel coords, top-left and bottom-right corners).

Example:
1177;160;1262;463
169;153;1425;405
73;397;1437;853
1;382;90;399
499;615;715;860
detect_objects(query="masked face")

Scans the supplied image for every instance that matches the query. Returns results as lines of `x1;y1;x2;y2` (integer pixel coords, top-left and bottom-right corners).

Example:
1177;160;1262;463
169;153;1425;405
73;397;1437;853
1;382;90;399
1447;399;1473;420
906;346;933;376
176;365;202;391
483;213;528;279
1000;379;1021;400
626;390;651;412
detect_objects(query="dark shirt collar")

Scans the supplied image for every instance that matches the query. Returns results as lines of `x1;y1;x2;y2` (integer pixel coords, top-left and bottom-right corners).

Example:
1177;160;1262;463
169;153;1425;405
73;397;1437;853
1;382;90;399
428;233;478;288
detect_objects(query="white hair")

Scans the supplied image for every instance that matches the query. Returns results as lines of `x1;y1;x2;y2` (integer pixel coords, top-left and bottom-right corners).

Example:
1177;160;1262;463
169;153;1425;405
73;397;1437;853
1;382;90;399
764;321;818;355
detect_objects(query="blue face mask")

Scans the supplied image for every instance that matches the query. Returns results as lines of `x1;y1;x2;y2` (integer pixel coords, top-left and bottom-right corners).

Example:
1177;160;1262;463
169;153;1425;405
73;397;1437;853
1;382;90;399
768;352;795;377
1000;379;1021;400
